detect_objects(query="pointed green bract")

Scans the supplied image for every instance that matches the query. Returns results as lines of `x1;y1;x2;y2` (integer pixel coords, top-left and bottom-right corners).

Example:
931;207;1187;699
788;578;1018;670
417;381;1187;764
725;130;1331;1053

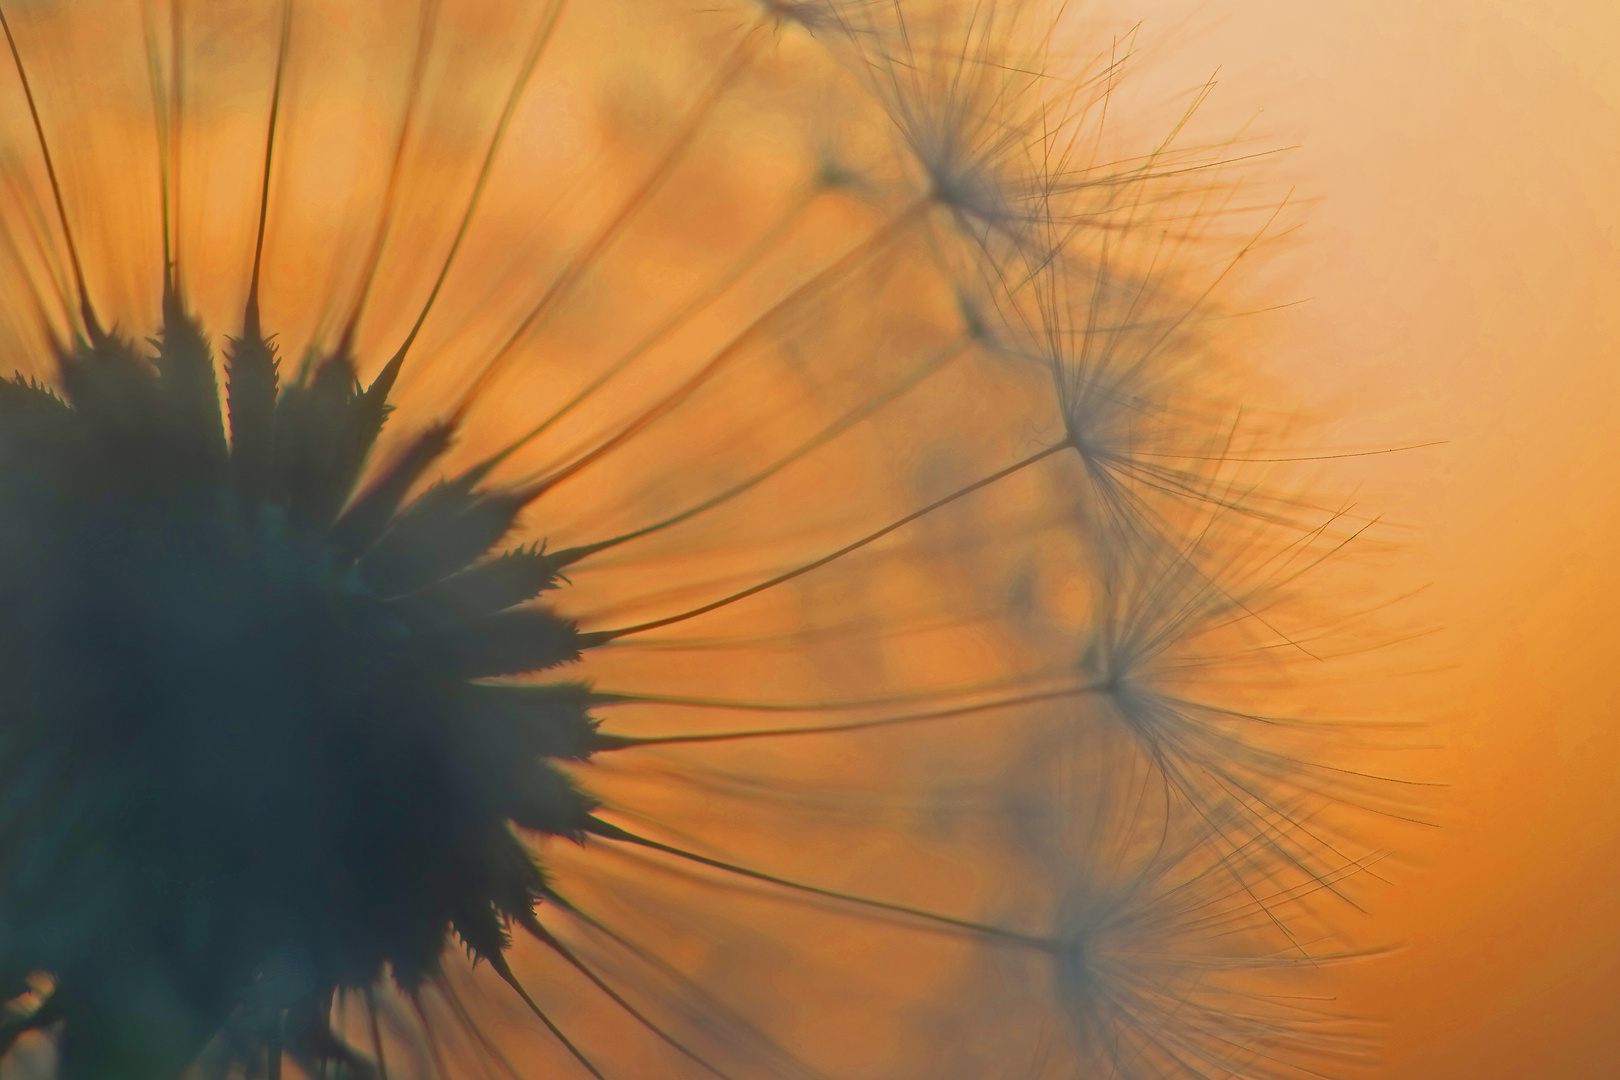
329;421;456;558
154;289;227;482
359;483;537;597
224;329;279;500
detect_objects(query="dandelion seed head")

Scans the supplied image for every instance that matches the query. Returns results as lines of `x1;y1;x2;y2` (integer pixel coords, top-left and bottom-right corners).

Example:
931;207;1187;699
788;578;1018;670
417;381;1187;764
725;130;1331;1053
752;0;862;36
1048;882;1117;1013
1041;848;1365;1080
817;2;1063;281
1077;633;1156;734
0;0;1413;1075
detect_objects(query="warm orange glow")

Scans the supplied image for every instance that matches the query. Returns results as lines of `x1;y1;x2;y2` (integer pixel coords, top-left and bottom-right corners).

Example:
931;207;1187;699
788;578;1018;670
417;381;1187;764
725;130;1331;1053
1;0;1611;1075
1112;0;1620;1074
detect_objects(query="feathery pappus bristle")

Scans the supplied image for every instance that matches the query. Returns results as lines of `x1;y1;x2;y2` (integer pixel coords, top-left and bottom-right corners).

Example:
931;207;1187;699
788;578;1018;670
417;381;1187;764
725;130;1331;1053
0;1;1421;1077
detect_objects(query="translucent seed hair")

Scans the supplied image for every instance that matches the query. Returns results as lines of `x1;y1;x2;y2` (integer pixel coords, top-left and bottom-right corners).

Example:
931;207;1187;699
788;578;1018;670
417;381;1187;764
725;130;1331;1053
0;1;1419;1078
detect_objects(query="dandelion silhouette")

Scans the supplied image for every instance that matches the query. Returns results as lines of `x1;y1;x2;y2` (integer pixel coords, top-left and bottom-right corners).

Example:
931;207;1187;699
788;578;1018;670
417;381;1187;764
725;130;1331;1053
0;1;1410;1078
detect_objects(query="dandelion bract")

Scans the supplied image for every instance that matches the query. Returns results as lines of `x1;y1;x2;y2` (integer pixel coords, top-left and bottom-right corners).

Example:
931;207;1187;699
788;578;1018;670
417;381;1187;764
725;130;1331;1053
0;1;1416;1077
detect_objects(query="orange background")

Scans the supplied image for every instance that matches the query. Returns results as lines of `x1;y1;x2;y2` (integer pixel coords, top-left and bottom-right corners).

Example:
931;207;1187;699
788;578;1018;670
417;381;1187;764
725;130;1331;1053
0;0;1613;1073
1112;0;1620;1074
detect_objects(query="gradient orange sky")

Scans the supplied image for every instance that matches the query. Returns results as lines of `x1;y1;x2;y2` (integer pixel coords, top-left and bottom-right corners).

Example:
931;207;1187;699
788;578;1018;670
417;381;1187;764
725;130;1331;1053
1;1;1611;1073
1106;0;1620;1074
